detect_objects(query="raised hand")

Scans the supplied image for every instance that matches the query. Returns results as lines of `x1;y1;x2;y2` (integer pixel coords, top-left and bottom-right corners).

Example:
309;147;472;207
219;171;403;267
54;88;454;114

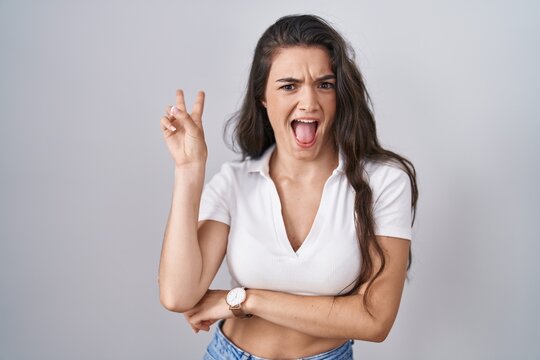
160;89;207;168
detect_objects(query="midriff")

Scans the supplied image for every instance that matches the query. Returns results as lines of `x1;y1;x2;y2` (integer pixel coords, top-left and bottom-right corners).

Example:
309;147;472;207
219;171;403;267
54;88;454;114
221;316;348;359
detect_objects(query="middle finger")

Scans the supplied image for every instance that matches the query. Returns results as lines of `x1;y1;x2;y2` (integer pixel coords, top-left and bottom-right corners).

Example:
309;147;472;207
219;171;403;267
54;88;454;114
176;89;187;112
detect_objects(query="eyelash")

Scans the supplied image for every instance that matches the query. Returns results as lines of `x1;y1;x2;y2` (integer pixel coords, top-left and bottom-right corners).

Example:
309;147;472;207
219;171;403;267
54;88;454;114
280;84;296;91
319;82;335;89
279;82;335;91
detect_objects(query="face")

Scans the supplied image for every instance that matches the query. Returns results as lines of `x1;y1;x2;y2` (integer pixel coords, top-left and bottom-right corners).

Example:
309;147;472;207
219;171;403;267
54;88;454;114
262;46;337;160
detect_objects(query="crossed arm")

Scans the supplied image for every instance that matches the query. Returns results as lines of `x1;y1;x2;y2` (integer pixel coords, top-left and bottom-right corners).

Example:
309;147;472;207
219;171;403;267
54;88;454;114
179;234;410;343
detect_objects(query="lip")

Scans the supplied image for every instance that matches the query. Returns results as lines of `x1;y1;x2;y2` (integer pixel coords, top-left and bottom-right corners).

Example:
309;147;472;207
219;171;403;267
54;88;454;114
290;117;320;148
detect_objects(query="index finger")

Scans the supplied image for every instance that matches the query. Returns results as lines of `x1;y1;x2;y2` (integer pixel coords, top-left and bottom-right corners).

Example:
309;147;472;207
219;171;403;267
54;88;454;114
176;89;187;112
191;91;205;124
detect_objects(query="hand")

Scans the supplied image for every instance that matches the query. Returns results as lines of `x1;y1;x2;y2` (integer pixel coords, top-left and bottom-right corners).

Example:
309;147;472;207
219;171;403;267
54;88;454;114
160;89;207;168
183;289;234;333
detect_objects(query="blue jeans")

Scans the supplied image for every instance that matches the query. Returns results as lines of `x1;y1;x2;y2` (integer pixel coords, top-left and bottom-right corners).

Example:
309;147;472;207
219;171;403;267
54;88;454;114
203;319;354;360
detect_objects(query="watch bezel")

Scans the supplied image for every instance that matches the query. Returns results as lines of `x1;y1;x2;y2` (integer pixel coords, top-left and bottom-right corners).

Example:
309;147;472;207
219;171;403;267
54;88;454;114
226;287;246;307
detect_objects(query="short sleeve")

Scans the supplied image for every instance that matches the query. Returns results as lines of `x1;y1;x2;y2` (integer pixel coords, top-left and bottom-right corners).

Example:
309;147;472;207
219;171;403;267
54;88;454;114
369;164;413;240
198;162;233;225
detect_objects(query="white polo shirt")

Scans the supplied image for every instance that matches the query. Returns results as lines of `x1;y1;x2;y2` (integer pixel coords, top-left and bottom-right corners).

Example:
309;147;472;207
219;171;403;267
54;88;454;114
199;144;412;296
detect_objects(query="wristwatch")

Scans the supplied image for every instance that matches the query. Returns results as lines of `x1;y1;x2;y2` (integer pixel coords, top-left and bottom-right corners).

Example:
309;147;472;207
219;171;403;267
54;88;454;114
225;287;253;318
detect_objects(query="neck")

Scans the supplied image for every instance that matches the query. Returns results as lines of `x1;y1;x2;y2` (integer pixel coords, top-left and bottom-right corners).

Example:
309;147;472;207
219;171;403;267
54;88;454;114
269;141;339;181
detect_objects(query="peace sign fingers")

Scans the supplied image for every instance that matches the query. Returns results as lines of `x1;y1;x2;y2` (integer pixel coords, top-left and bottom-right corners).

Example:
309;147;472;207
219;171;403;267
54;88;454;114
191;91;205;127
176;89;187;112
160;89;208;168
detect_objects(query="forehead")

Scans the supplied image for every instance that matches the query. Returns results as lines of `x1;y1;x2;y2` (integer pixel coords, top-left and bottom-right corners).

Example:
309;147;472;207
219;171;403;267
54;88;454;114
267;46;333;78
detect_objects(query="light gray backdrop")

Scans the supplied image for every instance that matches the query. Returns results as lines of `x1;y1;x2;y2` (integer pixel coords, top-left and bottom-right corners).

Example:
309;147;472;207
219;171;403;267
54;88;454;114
1;0;538;359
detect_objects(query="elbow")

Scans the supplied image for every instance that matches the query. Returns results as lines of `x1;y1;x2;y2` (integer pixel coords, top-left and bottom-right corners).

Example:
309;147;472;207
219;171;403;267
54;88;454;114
159;287;199;313
370;326;391;343
354;319;393;343
158;277;200;312
160;294;195;313
160;297;183;313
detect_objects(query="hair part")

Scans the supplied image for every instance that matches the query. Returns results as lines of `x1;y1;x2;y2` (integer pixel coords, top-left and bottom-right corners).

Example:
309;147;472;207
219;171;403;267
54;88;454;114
224;14;419;316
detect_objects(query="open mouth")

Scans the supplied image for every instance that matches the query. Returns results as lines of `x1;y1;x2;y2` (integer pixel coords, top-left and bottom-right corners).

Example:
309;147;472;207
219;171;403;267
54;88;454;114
291;119;319;147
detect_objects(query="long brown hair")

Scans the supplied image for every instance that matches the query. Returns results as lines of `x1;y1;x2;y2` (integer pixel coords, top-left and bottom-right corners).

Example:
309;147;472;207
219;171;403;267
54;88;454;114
224;14;418;315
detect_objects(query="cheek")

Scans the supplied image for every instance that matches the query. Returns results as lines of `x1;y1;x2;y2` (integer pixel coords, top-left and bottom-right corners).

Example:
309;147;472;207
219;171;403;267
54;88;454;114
323;96;337;117
267;97;292;119
265;108;284;132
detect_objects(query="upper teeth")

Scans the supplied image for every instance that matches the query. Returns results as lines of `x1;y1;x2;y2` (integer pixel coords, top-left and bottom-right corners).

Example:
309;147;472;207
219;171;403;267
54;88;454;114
294;119;317;123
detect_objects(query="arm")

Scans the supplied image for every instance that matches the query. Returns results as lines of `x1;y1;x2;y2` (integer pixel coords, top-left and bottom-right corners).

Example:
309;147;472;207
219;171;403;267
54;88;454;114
186;236;410;342
158;89;229;312
244;236;410;342
159;166;228;311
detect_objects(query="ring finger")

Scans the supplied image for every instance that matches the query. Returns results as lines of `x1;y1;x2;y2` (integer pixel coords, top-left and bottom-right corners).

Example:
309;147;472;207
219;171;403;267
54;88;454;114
160;116;177;132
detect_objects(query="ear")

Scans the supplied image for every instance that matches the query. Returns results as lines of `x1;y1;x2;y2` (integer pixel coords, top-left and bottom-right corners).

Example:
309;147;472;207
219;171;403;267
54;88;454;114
261;100;267;108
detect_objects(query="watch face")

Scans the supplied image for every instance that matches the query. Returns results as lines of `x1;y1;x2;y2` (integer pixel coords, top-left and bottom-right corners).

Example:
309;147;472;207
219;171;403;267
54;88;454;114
226;287;246;306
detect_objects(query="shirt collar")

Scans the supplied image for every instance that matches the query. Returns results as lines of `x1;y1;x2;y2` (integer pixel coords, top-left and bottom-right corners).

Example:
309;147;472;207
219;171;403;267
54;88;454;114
246;143;346;176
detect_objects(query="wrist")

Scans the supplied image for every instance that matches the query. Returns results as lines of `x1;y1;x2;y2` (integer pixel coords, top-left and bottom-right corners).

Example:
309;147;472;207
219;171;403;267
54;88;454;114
174;164;205;185
243;288;257;315
226;287;254;318
174;162;206;175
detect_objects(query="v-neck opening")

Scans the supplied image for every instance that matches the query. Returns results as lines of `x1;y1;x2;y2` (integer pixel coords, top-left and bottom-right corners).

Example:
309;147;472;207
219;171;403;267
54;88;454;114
264;150;340;258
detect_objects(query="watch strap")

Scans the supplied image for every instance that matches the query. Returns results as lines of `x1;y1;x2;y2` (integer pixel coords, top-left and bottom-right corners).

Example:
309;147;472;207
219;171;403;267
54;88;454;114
231;307;253;318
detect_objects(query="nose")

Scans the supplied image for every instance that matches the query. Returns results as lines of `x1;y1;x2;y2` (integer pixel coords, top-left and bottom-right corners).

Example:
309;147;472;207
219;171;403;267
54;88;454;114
297;87;319;112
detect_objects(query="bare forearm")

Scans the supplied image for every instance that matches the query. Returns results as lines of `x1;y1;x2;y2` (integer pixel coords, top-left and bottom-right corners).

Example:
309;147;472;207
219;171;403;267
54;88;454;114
159;165;205;309
244;289;383;341
240;239;410;341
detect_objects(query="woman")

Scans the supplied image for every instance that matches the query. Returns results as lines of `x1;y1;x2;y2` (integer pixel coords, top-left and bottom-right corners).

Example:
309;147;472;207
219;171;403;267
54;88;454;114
158;14;418;359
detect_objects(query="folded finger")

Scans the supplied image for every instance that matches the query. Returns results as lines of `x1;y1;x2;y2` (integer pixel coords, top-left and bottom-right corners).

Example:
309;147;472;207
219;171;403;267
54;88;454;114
160;116;177;132
200;320;212;331
170;108;198;134
189;322;200;334
165;105;176;116
183;313;200;333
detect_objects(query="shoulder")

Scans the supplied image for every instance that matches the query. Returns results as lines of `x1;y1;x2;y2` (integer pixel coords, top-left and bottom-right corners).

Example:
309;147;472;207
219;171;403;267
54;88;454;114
207;157;257;186
361;159;412;209
211;146;272;179
212;157;252;176
363;159;410;189
362;159;414;239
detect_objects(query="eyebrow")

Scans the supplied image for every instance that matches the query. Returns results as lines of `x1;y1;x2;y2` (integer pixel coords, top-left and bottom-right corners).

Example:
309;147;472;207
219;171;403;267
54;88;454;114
275;74;336;83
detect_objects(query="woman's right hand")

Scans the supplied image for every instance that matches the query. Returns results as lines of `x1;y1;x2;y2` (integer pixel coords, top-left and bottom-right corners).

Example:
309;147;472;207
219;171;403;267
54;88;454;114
160;89;207;168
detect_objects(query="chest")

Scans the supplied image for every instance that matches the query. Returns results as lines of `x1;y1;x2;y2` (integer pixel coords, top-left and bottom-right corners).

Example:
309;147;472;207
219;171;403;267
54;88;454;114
226;173;361;296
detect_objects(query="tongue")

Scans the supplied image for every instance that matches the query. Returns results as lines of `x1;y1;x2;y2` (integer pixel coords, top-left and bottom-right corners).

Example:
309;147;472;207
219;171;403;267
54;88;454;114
293;122;317;144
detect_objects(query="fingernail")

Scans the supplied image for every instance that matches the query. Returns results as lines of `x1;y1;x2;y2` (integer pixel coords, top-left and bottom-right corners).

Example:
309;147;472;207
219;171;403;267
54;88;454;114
170;106;178;115
169;125;176;131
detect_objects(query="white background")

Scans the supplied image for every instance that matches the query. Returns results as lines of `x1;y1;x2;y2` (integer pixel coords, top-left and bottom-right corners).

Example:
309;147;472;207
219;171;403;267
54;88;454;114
1;0;538;359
